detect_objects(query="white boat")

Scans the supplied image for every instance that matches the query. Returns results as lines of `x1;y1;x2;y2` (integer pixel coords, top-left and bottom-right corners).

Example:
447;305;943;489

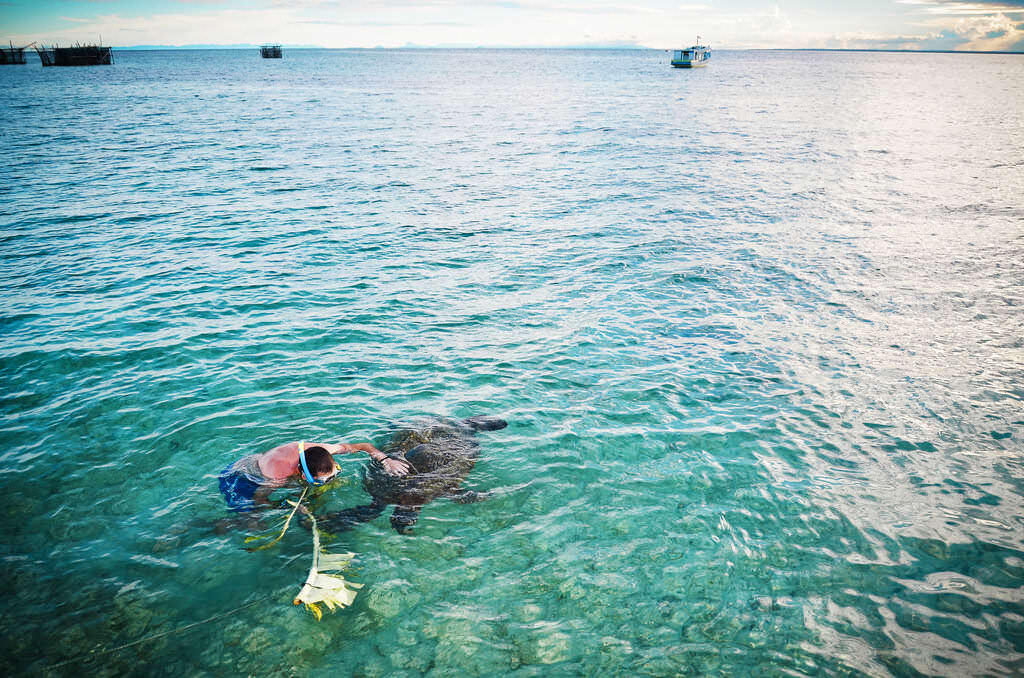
671;38;710;68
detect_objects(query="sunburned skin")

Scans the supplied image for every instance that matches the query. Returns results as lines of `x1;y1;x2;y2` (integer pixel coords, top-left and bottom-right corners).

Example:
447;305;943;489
257;441;411;480
245;440;411;508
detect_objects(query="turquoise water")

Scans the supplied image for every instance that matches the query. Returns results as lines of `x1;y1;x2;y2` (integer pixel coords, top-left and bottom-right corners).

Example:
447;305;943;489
1;48;1023;676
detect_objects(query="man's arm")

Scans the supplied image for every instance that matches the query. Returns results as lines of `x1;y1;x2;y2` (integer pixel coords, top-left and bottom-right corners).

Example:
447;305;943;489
319;441;410;475
330;442;384;459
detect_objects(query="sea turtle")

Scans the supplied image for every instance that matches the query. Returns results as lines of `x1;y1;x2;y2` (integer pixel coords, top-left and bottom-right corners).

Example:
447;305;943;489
322;415;507;534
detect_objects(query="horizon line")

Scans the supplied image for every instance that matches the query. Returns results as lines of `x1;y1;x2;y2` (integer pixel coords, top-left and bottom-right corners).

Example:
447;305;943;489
94;45;1024;55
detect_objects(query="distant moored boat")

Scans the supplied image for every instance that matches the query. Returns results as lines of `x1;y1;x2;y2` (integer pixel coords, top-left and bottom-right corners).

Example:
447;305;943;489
671;37;710;68
260;44;282;59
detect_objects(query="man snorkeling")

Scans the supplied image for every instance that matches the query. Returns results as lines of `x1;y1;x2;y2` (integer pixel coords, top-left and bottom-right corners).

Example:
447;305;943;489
219;440;411;512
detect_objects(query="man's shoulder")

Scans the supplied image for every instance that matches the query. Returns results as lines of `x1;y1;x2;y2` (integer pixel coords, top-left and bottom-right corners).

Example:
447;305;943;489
260;442;299;480
262;441;299;459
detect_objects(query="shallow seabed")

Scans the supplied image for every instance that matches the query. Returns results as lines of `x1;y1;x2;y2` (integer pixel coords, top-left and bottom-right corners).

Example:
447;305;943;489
1;48;1023;677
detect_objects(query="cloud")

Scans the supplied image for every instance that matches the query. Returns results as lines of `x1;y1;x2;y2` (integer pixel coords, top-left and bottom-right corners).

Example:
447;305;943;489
461;0;663;14
268;0;656;10
807;23;1023;52
896;0;1024;49
292;19;469;27
820;32;943;50
899;0;1024;15
14;8;311;47
944;12;1024;48
13;0;1024;51
674;4;792;49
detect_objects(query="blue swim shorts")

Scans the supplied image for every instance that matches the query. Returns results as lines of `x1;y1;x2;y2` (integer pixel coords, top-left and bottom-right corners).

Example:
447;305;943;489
219;465;262;512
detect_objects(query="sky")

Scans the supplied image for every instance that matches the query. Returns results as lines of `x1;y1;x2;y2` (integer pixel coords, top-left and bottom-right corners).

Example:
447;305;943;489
2;0;1023;51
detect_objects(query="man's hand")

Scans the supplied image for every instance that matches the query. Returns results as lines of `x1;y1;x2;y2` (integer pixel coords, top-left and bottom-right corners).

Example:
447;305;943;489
378;456;411;475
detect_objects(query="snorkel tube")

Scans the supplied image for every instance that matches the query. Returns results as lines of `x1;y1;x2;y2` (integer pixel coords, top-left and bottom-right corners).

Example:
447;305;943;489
298;441;321;486
299;441;342;486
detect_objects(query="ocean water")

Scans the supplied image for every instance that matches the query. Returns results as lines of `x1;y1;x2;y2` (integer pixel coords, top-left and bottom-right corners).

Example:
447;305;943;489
1;48;1022;676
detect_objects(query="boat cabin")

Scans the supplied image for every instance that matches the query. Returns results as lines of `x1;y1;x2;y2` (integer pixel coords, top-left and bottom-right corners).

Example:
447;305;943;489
671;39;711;68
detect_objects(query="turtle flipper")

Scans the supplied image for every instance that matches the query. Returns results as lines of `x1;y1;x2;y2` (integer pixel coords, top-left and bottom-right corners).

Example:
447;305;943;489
449;489;489;504
390;506;421;534
321;500;387;532
462;416;507;432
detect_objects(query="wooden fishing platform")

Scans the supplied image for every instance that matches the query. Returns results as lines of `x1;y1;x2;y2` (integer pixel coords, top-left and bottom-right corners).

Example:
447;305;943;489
1;41;30;65
35;43;113;67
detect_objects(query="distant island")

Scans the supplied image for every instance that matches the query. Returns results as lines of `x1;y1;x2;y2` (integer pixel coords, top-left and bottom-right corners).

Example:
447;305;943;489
769;47;1023;55
115;44;320;50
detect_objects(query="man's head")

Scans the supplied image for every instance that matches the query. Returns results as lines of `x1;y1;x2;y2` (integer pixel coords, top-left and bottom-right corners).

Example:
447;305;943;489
300;446;338;485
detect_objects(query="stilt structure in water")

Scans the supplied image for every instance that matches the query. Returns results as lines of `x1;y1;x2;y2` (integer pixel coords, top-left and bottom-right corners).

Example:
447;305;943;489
260;44;283;58
1;41;32;64
35;42;113;67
